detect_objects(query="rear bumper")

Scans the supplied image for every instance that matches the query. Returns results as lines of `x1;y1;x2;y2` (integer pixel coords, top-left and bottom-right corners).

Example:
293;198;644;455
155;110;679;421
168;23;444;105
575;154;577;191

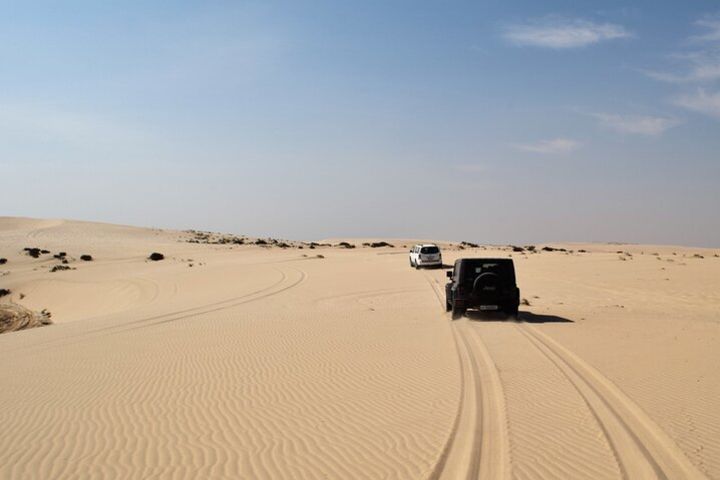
417;258;442;266
453;290;519;309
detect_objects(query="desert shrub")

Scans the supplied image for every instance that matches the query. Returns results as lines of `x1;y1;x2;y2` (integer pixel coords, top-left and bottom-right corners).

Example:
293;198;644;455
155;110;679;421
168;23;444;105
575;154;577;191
0;289;10;298
369;241;394;248
316;254;325;259
148;252;165;261
511;246;524;252
0;258;6;265
255;239;268;245
520;298;531;306
50;265;72;272
337;242;355;249
24;248;42;258
80;255;93;261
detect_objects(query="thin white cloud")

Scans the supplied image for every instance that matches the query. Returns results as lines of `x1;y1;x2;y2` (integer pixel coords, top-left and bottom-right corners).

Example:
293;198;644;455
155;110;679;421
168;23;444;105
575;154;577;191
691;15;720;43
503;17;630;48
643;53;720;83
513;138;581;154
591;113;683;135
673;89;720;118
644;15;720;83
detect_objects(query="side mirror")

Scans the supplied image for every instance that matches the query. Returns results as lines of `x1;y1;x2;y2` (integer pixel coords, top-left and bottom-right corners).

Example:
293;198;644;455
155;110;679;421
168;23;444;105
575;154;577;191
446;271;453;278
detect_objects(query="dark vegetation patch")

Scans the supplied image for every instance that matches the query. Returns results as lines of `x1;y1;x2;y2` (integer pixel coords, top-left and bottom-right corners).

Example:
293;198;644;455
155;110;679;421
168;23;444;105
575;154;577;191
80;255;93;261
460;241;479;248
185;230;245;245
337;242;356;249
0;289;10;298
24;248;46;258
541;246;567;252
50;265;74;273
0;258;6;265
511;246;524;252
148;252;165;261
366;241;394;248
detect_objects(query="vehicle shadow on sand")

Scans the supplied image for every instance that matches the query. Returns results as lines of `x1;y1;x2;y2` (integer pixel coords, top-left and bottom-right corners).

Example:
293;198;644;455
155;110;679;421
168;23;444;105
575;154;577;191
463;310;574;323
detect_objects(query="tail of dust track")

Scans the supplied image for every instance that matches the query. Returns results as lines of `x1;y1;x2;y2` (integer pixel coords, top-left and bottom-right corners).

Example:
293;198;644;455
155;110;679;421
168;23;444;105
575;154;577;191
517;324;707;480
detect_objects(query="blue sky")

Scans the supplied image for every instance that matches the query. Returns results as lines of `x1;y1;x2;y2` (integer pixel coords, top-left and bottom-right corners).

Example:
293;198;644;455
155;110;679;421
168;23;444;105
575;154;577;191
2;1;719;246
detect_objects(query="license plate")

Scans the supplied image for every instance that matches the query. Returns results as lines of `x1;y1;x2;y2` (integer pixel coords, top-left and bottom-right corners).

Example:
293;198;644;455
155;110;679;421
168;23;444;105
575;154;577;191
479;305;499;311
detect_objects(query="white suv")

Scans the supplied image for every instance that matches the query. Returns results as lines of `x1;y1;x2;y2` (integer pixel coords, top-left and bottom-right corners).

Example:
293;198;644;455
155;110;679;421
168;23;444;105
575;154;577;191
409;244;442;269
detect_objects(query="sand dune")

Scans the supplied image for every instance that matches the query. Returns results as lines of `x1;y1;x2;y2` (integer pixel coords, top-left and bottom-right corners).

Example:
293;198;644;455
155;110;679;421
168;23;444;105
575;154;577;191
1;217;719;479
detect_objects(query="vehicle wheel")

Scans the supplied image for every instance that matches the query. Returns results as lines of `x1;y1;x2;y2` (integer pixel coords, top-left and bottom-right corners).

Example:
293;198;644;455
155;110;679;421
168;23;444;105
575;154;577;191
415;262;420;270
451;302;465;319
446;299;452;312
505;304;519;320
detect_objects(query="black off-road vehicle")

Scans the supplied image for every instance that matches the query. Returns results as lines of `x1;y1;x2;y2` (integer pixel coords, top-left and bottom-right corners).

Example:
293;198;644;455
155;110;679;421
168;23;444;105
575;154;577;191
445;258;520;319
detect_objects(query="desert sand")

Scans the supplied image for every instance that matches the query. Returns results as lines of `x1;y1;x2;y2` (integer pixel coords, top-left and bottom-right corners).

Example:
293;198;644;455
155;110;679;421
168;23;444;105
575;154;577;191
1;217;719;479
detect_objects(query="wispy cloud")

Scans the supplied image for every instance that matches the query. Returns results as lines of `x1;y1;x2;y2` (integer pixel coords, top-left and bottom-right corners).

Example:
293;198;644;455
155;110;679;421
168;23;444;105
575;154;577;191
590;113;683;135
644;15;720;83
691;14;720;43
513;138;581;154
673;89;720;118
642;53;720;83
503;17;631;49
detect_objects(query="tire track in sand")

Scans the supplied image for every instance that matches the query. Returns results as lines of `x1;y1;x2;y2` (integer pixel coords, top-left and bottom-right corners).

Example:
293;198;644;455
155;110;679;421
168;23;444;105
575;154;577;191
423;274;511;480
517;324;708;480
128;267;307;332
17;266;306;351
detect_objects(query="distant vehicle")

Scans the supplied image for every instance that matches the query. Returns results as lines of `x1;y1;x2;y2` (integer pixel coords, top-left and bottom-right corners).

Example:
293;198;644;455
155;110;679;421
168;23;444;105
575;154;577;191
409;244;442;269
445;258;520;318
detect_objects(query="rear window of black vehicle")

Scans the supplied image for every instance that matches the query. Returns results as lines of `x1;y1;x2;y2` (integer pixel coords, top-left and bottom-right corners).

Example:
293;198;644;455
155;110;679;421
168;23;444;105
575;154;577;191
421;246;439;254
462;261;515;282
